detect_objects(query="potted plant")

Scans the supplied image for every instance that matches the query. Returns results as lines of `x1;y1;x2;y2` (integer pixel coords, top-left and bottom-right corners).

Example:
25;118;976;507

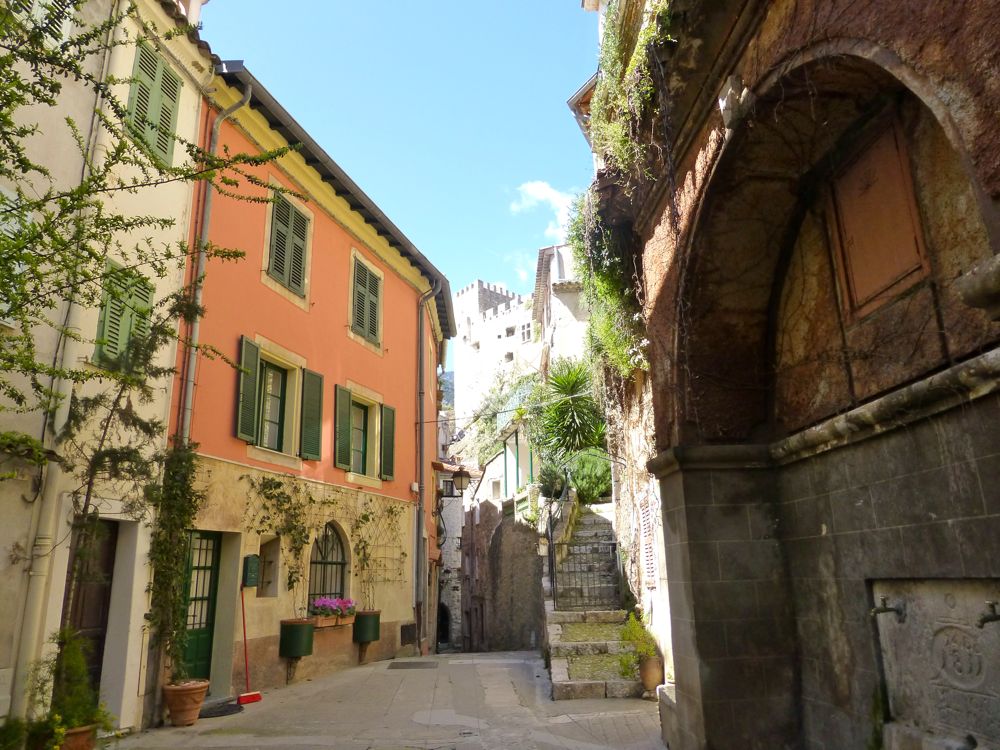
311;597;356;628
27;629;113;750
147;442;210;726
620;613;664;692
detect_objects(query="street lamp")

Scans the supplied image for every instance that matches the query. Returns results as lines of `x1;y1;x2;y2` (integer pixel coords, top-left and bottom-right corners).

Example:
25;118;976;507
452;467;471;493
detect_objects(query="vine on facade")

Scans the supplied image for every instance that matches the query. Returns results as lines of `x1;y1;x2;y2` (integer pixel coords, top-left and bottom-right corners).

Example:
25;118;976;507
568;190;648;379
590;0;673;181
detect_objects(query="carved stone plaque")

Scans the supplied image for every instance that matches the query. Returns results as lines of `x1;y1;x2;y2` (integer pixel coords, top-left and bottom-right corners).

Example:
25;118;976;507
874;579;1000;748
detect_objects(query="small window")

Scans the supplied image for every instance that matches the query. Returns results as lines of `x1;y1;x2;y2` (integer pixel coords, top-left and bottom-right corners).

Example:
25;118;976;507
267;195;308;296
521;323;531;342
308;523;347;605
350;401;368;474
258;362;287;451
127;43;182;164
351;258;381;344
504;352;513;362
472;342;480;351
505;326;515;338
442;479;456;496
94;262;153;367
829;122;927;318
334;385;395;480
256;537;280;598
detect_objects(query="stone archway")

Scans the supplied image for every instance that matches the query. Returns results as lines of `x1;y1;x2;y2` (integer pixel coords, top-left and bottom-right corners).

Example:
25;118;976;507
674;50;997;444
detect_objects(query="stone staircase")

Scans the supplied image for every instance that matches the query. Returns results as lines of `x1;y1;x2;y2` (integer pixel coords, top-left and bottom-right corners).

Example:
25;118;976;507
541;504;642;700
553;509;620;610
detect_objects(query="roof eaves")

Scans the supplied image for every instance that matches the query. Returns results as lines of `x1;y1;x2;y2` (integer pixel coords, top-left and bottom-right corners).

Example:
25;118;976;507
215;60;456;339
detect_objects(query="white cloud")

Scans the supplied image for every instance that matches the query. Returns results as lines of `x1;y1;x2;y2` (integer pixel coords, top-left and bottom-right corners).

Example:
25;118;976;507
510;181;574;243
499;251;534;286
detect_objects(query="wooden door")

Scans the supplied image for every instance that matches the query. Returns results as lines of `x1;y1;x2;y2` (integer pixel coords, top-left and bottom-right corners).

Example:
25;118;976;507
69;519;118;691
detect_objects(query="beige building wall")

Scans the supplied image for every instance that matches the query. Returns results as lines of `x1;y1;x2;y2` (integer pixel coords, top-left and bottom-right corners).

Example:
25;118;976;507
0;0;212;730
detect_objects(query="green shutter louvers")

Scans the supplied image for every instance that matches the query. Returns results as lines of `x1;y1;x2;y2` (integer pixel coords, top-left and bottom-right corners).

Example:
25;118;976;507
334;385;352;470
268;195;308;296
352;259;380;344
127;44;180;164
299;369;323;460
236;336;260;443
379;404;395;480
94;263;154;367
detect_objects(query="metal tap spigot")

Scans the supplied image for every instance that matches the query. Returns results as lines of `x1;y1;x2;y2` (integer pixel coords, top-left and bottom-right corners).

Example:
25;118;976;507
870;596;905;623
976;601;1000;629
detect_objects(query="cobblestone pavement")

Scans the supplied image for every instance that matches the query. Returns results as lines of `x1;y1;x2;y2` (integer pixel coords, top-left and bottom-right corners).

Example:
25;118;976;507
117;651;663;749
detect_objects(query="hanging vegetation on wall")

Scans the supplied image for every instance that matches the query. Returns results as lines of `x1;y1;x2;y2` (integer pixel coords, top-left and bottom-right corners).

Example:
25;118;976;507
568;190;648;378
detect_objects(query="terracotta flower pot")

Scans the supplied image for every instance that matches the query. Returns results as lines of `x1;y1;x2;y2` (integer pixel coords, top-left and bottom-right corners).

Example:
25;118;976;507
61;724;96;750
638;655;664;692
162;679;209;727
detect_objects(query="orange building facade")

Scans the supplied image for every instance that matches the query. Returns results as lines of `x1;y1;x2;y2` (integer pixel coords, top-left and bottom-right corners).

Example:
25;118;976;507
168;62;454;699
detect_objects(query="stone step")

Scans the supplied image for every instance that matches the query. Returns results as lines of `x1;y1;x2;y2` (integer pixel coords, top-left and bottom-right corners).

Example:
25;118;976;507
549;656;643;700
577;513;612;526
558;559;617;573
556;574;619;588
569;528;615;540
546;608;627;624
561;544;616;557
550;640;635;657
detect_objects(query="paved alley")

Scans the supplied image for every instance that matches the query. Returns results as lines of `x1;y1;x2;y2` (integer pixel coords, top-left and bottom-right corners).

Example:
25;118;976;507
118;652;662;750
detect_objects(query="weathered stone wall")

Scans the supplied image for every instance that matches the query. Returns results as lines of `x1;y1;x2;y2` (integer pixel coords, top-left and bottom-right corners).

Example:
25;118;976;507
776;392;1000;749
484;518;543;651
629;2;1000;748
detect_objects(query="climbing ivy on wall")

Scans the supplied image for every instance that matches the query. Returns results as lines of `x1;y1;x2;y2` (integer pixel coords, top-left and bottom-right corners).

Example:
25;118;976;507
568;190;648;378
590;0;673;179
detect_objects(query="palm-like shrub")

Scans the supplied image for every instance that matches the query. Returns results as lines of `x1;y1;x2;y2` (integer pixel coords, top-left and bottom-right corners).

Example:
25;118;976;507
541;359;605;460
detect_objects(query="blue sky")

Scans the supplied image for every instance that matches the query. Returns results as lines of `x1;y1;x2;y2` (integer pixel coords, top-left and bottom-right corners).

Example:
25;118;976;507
201;1;599;297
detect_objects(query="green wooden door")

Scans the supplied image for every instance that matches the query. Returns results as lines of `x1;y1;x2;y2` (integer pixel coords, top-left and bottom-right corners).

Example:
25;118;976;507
183;531;221;680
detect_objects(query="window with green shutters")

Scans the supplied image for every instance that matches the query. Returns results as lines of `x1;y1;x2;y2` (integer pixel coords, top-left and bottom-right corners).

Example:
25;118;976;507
235;336;324;460
351;258;381;344
267;196;309;296
334;385;394;480
11;0;74;41
127;43;181;164
94;263;154;367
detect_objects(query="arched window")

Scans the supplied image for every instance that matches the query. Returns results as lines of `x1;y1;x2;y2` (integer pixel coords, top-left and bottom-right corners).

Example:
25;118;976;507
308;522;347;604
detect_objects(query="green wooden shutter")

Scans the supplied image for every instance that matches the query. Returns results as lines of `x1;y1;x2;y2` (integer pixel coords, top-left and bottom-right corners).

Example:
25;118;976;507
130;277;154;342
288;209;308;295
96;267;130;362
352;260;368;337
40;0;73;40
154;65;181;163
268;196;292;285
379;404;395;480
365;271;380;342
128;45;158;147
299;369;323;460
334;385;352;470
128;45;180;163
236;336;260;443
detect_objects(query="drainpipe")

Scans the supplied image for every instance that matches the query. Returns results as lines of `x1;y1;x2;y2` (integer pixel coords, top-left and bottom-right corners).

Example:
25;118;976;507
179;82;252;443
415;278;441;651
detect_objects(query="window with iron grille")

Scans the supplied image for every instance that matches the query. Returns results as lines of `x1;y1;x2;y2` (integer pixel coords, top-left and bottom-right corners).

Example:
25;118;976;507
308;522;347;604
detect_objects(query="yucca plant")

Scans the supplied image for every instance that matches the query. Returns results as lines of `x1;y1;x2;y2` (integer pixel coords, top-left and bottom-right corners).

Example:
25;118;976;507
541;358;606;460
